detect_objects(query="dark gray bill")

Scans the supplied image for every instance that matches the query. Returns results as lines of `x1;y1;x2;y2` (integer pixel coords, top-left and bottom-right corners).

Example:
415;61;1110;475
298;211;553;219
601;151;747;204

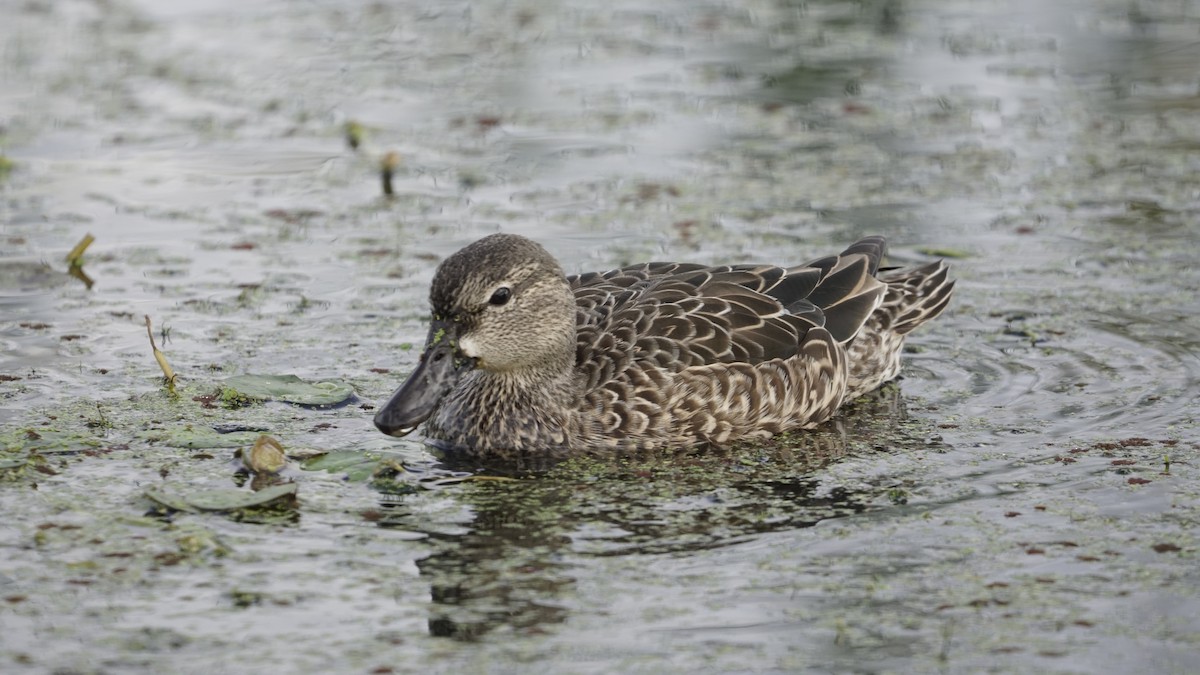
374;320;476;437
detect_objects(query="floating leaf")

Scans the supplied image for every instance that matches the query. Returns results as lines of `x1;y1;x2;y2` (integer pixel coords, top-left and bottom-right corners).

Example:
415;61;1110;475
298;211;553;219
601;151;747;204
142;427;262;449
302;450;385;481
0;454;30;472
220;374;355;406
212;423;269;434
143;485;199;512
184;483;298;511
283;446;327;461
0;428;101;455
302;451;368;472
144;482;298;513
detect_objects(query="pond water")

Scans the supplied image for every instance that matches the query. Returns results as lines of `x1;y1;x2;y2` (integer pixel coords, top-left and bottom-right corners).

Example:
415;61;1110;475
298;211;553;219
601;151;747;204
2;0;1199;672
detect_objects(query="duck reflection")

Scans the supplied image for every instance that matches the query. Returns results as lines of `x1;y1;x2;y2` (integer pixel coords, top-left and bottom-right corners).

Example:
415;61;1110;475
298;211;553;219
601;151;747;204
377;383;939;641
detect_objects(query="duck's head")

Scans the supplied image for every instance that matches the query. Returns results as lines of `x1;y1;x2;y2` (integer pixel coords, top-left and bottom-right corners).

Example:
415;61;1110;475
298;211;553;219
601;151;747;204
373;233;576;437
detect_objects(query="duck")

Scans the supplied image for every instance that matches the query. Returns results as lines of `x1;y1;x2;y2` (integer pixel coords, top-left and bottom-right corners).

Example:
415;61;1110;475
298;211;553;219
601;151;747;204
374;233;954;459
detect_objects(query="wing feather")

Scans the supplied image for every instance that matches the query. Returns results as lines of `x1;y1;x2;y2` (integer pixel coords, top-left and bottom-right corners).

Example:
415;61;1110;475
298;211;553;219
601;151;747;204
571;237;890;399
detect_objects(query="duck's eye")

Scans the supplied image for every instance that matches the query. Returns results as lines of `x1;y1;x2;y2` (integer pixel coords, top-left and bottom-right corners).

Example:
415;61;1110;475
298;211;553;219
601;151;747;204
488;287;512;306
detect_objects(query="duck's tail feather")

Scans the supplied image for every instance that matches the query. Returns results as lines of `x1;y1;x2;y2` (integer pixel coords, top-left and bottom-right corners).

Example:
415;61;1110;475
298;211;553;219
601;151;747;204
879;261;955;336
841;258;955;401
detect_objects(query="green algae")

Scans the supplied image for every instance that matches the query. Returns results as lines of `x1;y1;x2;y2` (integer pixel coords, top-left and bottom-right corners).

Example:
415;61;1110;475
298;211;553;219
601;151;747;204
218;386;255;409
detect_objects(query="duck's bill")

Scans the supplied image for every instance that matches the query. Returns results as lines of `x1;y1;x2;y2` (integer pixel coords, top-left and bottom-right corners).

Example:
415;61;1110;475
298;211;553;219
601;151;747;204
373;320;476;437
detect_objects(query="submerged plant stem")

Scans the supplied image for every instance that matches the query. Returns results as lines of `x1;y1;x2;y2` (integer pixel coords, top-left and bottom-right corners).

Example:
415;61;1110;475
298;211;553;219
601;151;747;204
381;151;400;197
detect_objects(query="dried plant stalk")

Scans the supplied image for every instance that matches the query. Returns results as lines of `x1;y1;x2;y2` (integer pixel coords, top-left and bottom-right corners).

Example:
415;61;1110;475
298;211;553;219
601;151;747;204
65;233;95;268
144;315;176;386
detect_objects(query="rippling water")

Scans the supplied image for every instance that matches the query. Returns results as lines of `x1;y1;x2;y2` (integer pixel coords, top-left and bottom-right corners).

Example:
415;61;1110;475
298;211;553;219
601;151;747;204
2;0;1199;673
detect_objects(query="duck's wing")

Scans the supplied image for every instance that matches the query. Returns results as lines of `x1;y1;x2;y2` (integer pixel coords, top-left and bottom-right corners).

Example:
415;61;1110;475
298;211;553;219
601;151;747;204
790;237;889;343
569;243;886;384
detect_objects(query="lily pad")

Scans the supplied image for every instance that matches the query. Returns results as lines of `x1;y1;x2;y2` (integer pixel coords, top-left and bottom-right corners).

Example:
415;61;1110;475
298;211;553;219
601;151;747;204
144;482;298;513
212;423;270;434
302;450;386;481
220;374;355;407
0;454;30;472
0;428;101;455
143;485;198;512
142;427;262;449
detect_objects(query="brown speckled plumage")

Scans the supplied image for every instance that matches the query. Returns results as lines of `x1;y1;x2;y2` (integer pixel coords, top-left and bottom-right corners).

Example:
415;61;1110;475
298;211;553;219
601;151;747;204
374;233;954;459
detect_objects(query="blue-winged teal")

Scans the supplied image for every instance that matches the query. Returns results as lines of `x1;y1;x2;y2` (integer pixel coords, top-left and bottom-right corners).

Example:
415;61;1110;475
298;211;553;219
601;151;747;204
374;234;954;457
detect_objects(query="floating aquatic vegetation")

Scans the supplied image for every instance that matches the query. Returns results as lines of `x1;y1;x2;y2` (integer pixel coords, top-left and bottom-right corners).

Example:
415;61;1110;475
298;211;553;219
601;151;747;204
143;482;298;515
0;455;27;470
916;246;972;259
302;450;384;482
64;233;96;289
144;315;176;388
219;374;355;407
1;428;102;455
0;426;104;483
0;454;30;479
381;150;400;196
140;426;262;449
0;452;75;481
372;457;506;495
298;450;475;491
211;423;269;434
64;233;94;268
344;120;364;150
235;435;288;474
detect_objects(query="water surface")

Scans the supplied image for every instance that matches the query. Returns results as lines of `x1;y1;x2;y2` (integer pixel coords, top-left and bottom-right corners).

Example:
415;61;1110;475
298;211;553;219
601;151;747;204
2;0;1199;673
